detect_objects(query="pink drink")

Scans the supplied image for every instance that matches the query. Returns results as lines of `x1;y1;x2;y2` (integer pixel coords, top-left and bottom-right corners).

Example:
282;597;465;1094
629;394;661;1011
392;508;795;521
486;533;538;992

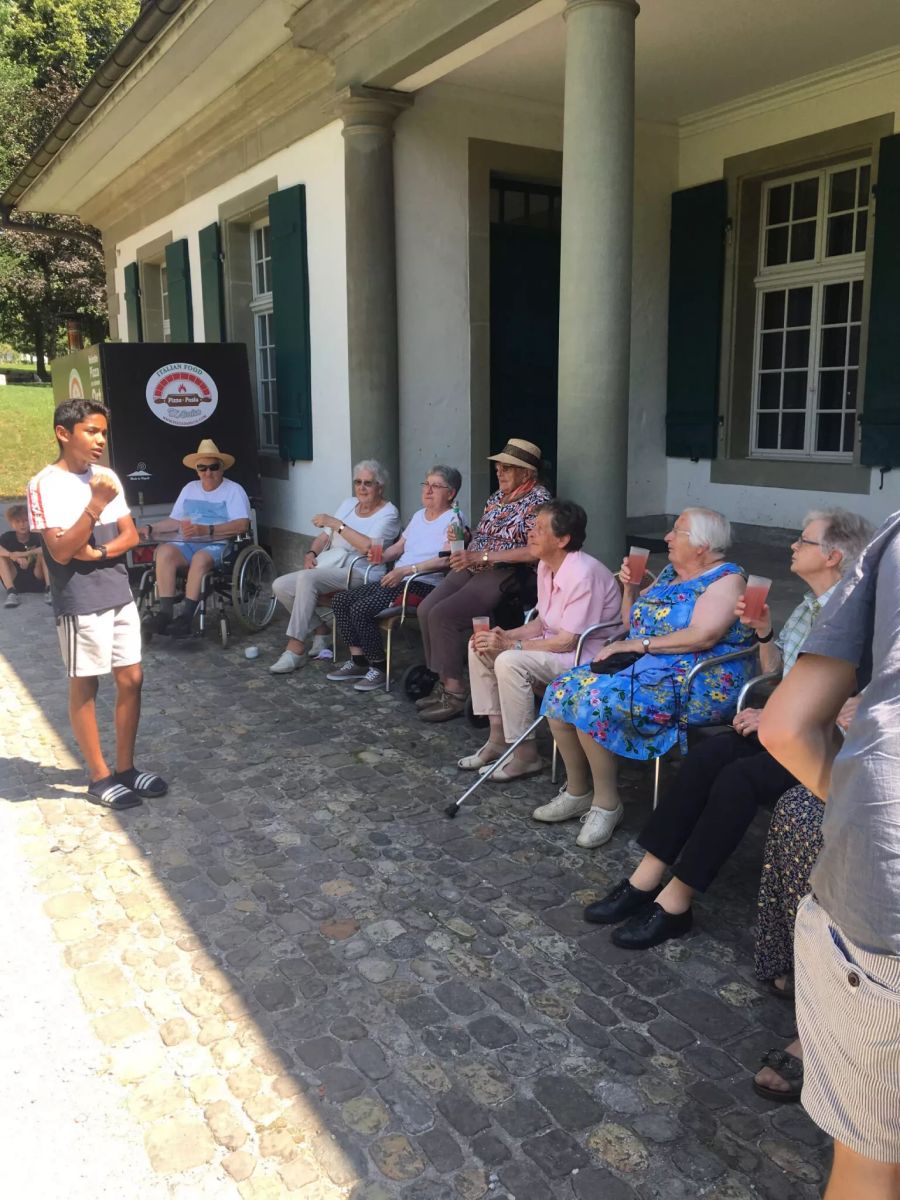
369;538;384;565
472;616;491;635
742;575;772;621
626;546;650;583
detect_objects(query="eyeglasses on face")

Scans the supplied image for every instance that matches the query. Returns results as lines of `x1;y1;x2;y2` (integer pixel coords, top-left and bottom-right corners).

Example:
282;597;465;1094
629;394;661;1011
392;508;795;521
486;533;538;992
196;463;222;472
795;535;823;547
353;478;377;488
421;481;450;490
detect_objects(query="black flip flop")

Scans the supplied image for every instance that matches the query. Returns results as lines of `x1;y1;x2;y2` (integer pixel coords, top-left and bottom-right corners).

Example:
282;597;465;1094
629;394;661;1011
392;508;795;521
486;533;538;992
115;768;168;798
766;976;795;1001
752;1048;803;1103
87;777;142;810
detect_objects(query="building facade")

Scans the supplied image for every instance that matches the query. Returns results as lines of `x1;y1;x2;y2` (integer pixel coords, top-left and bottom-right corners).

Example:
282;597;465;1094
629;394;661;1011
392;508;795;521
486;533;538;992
5;0;900;567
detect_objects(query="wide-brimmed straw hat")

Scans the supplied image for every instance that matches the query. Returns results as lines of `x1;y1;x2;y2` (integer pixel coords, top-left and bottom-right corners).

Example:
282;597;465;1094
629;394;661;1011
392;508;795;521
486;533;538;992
487;438;542;471
182;438;235;470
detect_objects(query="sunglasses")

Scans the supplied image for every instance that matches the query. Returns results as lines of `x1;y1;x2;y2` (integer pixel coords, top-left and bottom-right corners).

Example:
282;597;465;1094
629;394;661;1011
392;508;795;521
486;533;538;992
196;463;222;472
353;479;377;487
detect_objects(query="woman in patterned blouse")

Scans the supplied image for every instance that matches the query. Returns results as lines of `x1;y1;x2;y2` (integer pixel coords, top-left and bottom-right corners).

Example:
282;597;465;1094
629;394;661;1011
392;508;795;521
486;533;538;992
416;439;552;723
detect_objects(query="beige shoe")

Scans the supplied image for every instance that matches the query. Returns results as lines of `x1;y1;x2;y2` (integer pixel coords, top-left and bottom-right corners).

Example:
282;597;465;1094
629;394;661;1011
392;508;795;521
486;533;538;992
576;804;624;848
415;685;443;711
419;690;467;723
532;786;593;822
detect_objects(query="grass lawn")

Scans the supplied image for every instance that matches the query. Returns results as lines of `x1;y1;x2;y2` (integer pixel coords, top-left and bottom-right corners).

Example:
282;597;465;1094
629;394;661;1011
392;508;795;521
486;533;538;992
0;384;56;500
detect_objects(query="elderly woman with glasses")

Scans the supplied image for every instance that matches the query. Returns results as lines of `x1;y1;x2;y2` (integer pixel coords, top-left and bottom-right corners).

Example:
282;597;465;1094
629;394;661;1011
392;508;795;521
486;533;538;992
269;460;401;674
141;438;251;637
326;466;464;692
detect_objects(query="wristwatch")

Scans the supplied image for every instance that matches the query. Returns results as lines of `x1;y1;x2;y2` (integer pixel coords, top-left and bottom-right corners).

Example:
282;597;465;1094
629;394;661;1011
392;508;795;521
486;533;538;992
641;636;652;654
97;545;108;560
481;551;489;564
208;524;214;538
337;522;346;535
514;640;523;651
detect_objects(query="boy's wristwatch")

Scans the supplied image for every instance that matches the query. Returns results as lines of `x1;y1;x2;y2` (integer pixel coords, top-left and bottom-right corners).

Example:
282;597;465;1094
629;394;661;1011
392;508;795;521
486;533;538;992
97;545;108;559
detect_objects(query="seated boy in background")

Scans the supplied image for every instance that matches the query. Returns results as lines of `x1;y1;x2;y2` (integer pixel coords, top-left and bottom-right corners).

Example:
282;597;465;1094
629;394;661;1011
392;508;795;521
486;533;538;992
0;502;50;608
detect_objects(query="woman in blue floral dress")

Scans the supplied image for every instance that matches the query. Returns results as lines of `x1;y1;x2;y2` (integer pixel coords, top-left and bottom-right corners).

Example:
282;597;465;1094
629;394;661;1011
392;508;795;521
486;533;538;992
536;508;756;849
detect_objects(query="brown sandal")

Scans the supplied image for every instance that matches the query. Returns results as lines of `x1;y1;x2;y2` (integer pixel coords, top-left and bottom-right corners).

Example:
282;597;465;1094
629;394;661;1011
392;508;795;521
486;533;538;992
752;1048;803;1103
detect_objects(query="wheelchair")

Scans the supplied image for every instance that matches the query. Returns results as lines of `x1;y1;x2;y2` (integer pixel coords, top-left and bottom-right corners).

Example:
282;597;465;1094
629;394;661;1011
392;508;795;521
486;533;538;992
134;533;277;648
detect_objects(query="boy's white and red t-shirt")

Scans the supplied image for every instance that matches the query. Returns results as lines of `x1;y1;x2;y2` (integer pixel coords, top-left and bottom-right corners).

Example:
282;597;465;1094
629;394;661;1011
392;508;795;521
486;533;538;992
27;463;133;618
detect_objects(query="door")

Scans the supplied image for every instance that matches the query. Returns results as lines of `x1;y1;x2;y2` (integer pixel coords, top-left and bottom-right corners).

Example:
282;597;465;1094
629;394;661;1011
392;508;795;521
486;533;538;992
489;178;562;491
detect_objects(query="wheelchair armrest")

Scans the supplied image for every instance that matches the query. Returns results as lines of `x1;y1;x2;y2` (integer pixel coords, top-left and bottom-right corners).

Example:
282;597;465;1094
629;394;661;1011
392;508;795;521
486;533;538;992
523;607;538;624
736;670;782;713
344;554;367;588
684;644;760;702
398;571;432;625
575;619;627;666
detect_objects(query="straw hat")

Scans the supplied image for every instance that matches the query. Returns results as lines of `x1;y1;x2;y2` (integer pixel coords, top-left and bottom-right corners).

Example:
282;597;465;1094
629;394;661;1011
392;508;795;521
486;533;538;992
182;438;235;470
487;438;542;471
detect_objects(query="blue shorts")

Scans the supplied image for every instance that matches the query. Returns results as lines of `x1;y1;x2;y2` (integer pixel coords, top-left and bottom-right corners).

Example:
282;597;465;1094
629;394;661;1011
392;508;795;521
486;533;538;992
169;541;227;567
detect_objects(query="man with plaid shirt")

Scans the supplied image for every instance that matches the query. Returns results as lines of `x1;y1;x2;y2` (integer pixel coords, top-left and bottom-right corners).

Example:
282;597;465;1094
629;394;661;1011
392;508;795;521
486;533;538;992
582;509;872;951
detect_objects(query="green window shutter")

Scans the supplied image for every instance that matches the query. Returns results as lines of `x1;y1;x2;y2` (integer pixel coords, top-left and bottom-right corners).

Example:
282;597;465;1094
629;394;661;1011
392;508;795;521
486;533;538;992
666;179;727;460
269;184;312;461
123;261;143;342
164;238;194;341
198;222;225;342
861;133;900;468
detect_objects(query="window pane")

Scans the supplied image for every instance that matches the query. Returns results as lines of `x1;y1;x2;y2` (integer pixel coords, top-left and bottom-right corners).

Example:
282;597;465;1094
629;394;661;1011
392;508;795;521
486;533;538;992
766;225;789;266
785;329;809;369
816;413;842;452
789;220;816;262
256;260;266;295
757;413;779;449
829;169;857;213
843;417;855;452
528;192;550;230
758;373;781;409
820;326;846;368
851;279;863;323
503;189;525;223
818;371;845;409
782;371;807;409
858;164;871;207
848;324;860;367
786;287;812;327
781;412;805;450
762;290;785;330
855;210;868;253
792;177;819;220
846;369;858;410
826;213;854;257
822;281;849;326
490;188;500;224
768;184;791;225
761;331;783;370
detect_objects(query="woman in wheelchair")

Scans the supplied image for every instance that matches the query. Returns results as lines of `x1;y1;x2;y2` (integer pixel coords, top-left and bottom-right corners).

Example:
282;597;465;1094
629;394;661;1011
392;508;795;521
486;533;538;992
140;439;251;637
537;507;754;851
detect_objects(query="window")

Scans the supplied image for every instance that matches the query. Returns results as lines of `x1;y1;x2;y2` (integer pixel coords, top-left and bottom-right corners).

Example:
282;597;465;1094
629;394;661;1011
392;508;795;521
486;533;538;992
490;178;561;232
249;220;277;449
160;265;171;342
751;160;870;460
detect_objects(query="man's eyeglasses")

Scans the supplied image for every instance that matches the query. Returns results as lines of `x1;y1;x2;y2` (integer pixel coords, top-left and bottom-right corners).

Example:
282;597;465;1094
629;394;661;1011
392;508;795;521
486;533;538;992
353;479;376;487
196;463;222;472
795;535;823;547
421;481;450;490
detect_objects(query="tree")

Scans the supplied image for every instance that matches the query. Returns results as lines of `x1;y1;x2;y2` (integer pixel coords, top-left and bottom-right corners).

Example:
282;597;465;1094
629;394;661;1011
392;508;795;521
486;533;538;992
0;0;139;373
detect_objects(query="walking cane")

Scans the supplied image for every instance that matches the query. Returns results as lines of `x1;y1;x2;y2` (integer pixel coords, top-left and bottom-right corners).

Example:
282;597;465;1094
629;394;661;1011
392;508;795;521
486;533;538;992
444;713;546;818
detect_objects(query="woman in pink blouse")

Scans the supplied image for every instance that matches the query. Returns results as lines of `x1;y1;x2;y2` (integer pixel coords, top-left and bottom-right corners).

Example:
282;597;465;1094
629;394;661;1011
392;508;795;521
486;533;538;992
417;439;552;723
462;500;622;778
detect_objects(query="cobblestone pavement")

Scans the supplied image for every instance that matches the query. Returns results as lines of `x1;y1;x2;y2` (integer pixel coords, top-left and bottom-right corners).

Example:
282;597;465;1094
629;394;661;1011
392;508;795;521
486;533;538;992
0;594;830;1199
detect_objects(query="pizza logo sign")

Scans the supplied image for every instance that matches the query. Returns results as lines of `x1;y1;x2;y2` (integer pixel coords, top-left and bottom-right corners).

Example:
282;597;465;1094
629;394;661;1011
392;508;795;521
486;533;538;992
146;362;218;427
68;368;85;399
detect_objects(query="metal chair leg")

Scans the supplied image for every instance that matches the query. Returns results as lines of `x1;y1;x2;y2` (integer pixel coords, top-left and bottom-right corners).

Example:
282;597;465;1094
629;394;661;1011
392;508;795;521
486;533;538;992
385;625;392;693
551;739;558;785
652;756;661;809
446;714;546;818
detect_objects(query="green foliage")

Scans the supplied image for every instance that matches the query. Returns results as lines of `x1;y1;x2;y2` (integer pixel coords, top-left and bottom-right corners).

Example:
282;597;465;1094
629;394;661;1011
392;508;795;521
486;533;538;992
0;382;56;499
0;0;139;88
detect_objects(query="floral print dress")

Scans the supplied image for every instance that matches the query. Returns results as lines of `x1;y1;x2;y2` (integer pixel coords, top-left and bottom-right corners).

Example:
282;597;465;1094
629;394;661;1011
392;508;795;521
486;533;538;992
540;562;756;761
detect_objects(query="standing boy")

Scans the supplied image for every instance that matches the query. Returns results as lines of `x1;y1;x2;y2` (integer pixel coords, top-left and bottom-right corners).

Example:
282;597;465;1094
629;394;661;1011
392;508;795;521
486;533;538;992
26;398;167;810
1;502;50;607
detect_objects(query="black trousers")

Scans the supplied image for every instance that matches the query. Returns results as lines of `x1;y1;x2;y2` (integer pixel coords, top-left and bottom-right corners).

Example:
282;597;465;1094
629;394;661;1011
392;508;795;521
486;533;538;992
637;730;797;893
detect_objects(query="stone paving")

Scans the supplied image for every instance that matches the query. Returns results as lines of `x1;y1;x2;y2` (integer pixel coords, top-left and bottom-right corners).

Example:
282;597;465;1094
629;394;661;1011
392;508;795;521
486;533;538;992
0;590;830;1199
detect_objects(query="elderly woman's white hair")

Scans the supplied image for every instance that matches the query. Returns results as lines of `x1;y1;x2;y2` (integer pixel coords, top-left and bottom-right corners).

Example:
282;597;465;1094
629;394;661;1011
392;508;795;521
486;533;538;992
352;459;389;491
681;507;731;555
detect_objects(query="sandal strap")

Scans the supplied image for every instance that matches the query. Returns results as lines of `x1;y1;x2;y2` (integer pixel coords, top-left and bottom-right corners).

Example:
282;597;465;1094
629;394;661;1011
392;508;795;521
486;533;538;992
759;1049;803;1080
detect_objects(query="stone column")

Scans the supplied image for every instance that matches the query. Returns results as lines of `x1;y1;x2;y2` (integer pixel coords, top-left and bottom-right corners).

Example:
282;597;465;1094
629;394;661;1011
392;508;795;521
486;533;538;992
337;85;413;494
557;0;639;567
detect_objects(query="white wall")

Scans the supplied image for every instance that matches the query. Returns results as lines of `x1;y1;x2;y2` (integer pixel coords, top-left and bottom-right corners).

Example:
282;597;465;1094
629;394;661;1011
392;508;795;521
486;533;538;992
667;59;900;530
393;83;675;521
113;122;350;540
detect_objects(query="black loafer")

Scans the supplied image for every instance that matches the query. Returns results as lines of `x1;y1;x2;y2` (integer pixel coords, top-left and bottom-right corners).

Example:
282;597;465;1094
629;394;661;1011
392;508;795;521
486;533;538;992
611;902;693;950
584;878;661;925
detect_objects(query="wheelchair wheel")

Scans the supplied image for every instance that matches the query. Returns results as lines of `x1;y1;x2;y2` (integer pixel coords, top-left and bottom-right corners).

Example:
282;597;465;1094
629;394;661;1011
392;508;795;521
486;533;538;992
230;545;276;632
464;697;490;729
402;664;438;702
219;616;229;649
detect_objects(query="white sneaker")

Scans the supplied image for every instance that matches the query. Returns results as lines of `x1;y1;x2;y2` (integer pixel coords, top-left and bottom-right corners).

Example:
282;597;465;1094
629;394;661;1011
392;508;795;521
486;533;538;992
353;667;387;692
532;786;593;823
3;591;19;608
308;634;331;658
270;650;305;674
576;804;624;848
326;660;367;682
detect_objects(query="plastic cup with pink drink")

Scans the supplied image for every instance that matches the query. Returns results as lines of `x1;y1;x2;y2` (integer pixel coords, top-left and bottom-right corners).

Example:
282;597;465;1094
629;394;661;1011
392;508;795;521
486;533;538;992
369;537;384;565
472;616;491;635
625;545;650;585
742;575;772;622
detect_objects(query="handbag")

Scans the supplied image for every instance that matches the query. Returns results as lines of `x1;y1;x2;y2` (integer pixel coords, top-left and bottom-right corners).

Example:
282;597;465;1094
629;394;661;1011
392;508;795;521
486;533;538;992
590;651;642;675
314;530;352;570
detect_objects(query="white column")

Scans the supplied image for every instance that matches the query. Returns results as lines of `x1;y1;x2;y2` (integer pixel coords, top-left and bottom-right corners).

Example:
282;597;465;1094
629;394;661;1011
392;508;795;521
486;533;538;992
557;0;639;568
